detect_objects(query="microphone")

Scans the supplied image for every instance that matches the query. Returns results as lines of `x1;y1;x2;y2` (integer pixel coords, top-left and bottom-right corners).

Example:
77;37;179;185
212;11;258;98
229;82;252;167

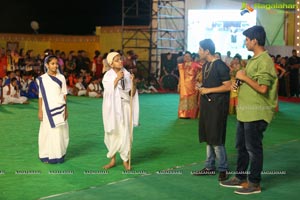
204;94;212;102
121;78;125;90
196;83;212;102
119;67;125;90
233;79;242;92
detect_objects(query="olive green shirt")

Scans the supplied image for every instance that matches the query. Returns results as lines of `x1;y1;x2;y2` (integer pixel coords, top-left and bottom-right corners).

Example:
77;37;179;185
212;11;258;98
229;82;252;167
237;51;278;123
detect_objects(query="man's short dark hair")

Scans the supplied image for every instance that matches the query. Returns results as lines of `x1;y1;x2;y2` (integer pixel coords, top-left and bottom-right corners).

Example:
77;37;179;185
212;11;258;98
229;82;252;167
243;25;266;46
199;39;215;55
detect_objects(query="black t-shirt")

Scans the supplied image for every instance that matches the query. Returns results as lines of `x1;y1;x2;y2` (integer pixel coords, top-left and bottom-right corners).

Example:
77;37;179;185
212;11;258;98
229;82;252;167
202;59;230;89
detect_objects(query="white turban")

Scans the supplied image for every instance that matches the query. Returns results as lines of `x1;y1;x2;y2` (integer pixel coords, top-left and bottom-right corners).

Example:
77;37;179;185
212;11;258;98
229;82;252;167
107;52;119;66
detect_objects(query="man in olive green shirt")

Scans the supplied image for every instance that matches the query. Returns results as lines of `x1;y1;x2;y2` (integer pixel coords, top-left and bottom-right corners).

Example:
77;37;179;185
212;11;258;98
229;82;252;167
237;50;278;123
220;26;278;195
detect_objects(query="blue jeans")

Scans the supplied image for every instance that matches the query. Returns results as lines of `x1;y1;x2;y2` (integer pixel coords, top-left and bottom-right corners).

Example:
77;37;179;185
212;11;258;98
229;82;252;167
205;144;228;172
235;120;268;184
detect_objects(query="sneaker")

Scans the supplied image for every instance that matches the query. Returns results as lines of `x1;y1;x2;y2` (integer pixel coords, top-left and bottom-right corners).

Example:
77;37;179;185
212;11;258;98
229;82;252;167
234;182;261;195
218;171;228;181
192;168;216;176
219;176;247;188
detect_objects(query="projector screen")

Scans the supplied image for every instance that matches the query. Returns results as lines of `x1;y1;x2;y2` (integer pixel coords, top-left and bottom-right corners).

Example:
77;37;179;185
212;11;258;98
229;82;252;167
187;9;257;59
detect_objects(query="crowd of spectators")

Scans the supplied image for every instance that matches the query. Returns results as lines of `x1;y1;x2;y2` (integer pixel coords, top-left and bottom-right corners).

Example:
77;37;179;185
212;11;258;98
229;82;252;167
1;47;299;105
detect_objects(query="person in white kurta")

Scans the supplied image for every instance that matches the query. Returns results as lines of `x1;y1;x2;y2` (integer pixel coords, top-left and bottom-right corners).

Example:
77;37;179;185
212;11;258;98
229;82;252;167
2;77;28;104
102;52;139;170
74;76;87;96
37;55;69;164
87;77;102;98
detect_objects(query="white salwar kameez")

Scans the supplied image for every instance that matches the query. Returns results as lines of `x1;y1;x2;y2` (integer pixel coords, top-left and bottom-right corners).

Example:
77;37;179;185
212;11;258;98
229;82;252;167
102;68;139;162
37;73;69;163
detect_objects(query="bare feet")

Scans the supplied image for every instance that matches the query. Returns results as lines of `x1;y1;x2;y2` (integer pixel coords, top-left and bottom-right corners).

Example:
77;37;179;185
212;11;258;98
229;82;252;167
123;161;131;171
103;157;116;169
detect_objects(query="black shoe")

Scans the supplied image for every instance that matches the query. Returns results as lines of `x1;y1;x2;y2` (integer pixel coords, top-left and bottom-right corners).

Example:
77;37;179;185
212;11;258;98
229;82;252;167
192;168;216;176
218;171;228;181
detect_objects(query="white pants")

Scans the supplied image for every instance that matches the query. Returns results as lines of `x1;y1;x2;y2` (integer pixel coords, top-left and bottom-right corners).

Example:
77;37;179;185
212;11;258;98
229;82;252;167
78;90;87;96
89;91;101;97
2;96;27;104
104;99;132;161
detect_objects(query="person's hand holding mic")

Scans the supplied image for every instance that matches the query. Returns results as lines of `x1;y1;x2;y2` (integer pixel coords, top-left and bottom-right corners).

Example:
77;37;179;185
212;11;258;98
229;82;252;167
232;70;246;92
198;86;212;102
232;79;242;92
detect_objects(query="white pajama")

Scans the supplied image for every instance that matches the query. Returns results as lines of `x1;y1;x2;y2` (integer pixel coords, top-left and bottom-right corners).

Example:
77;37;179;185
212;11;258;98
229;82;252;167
104;99;131;161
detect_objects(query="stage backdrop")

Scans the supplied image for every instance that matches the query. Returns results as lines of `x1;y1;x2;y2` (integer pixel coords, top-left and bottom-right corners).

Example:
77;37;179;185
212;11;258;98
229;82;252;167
186;0;295;57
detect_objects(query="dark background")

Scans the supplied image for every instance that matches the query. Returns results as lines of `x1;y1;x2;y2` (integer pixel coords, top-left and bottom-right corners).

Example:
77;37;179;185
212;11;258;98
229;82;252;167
0;0;124;35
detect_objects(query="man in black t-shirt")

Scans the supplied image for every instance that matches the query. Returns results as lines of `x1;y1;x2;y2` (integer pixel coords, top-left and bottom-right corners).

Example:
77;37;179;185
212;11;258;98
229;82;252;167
193;39;231;182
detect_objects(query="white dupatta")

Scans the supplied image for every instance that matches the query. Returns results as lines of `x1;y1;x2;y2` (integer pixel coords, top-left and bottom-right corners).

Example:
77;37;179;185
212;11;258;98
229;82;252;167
102;68;139;133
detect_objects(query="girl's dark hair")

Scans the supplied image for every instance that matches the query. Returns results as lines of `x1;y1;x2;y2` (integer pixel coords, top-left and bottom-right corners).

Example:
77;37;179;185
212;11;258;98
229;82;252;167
44;55;58;66
11;77;17;83
43;55;58;72
184;51;192;56
233;53;242;60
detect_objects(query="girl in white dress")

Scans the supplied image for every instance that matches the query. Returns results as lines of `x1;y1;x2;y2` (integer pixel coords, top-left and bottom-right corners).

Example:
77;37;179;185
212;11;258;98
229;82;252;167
37;55;69;164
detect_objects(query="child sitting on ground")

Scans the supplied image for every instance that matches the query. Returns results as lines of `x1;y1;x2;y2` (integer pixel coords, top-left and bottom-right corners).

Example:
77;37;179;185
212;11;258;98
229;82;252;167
135;76;158;94
74;75;87;96
87;76;102;98
2;77;29;104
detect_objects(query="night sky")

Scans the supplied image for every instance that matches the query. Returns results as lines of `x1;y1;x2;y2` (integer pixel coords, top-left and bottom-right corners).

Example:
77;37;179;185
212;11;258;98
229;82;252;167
0;0;124;35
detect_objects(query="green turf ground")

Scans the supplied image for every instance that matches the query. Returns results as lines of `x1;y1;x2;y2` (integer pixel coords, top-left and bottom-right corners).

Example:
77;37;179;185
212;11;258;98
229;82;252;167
0;94;299;200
